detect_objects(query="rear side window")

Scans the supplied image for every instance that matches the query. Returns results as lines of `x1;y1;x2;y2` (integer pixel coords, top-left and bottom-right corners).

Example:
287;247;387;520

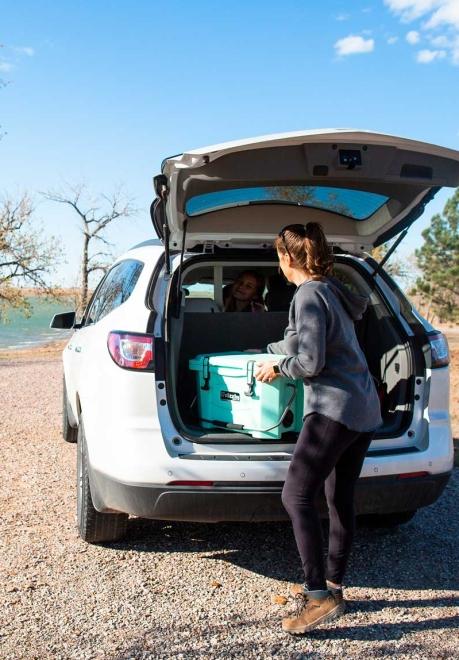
184;282;214;299
86;259;144;325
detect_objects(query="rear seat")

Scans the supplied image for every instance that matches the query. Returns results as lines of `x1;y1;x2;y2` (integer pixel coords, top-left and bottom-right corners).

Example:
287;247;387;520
184;297;221;313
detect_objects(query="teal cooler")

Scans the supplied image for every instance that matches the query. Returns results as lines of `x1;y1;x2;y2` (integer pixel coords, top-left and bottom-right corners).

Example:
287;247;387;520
188;352;304;440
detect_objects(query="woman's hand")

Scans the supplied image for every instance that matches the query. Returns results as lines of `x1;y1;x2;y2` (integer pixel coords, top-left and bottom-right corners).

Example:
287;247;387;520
255;361;280;384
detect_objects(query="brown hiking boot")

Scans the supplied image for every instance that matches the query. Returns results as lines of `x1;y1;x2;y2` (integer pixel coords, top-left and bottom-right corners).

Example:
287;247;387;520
289;582;345;608
282;593;344;634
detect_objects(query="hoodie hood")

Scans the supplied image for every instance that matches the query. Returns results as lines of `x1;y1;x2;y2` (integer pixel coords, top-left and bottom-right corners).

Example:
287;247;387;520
326;276;369;321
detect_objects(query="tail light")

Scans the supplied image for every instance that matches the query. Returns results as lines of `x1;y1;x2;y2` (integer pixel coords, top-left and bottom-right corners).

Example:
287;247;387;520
107;331;154;370
427;332;449;368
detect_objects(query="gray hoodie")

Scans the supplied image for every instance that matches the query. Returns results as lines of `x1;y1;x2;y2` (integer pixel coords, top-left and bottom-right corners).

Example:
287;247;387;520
267;276;382;432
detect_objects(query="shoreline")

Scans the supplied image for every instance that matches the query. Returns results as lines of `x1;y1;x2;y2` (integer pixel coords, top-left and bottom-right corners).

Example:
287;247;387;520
0;338;68;361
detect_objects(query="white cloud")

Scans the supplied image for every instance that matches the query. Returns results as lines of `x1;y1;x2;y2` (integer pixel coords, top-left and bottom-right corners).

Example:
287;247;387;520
429;34;450;46
406;30;421;43
385;1;459;65
334;35;375;56
385;0;459;28
425;2;459;29
416;48;446;61
334;13;350;21
384;1;440;23
14;46;35;56
387;35;399;44
0;61;13;72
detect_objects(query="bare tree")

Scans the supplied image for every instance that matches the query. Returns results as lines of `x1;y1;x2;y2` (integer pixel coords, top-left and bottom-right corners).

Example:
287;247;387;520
43;184;136;309
0;194;63;319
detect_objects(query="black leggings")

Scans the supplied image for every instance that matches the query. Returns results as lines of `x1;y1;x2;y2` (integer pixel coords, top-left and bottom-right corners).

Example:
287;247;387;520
281;413;374;591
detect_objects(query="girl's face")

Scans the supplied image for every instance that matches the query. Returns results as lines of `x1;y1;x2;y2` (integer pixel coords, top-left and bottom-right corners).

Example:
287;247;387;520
232;274;259;302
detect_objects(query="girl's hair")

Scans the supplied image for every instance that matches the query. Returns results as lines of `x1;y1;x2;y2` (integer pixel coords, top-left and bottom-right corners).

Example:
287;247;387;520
274;222;334;280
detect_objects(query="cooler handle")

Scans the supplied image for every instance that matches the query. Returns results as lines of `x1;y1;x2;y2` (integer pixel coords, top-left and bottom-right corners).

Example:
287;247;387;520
244;360;256;397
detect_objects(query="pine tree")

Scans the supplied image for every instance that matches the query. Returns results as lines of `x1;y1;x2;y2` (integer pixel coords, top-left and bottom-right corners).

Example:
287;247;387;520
412;188;459;323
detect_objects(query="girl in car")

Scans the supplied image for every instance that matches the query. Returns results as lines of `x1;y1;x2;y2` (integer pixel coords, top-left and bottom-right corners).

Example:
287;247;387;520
223;270;265;312
255;222;382;635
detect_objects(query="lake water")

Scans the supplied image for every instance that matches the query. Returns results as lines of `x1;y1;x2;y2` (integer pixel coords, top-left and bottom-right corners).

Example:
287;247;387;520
0;298;75;350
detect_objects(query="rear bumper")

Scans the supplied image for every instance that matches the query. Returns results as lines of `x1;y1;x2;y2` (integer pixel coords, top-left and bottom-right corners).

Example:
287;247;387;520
89;468;452;521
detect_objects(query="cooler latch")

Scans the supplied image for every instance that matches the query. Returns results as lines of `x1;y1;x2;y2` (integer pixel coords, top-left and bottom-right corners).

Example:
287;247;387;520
201;356;210;390
245;360;256;397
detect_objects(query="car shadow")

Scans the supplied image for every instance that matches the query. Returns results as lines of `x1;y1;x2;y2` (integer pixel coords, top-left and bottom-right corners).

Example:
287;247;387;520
106;516;458;593
104;470;459;593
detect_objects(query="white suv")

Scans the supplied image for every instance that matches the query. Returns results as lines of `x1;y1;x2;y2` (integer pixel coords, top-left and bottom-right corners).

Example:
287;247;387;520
52;129;457;543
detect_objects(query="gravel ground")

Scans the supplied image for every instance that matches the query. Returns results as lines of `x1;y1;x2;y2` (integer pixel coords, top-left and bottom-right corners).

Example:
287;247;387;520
1;356;458;660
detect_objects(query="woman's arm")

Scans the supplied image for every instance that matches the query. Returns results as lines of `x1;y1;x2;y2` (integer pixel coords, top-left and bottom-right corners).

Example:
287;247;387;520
277;287;327;379
266;334;297;355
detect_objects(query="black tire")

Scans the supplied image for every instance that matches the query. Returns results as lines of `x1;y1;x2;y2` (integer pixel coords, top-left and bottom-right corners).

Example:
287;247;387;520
62;378;78;443
76;418;128;543
359;510;417;528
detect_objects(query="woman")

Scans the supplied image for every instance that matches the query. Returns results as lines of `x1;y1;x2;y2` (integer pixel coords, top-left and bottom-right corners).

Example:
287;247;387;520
255;223;382;635
223;270;265;312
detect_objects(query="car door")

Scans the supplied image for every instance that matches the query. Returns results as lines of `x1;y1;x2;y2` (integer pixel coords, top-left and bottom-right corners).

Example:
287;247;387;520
63;272;112;418
73;259;144;420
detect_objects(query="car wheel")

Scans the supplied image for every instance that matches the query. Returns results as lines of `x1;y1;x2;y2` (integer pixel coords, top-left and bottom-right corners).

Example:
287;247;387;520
76;417;128;543
62;378;78;443
359;510;417;528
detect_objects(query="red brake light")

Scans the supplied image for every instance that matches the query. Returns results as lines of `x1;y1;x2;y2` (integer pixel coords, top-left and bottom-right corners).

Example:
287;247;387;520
107;332;154;370
428;332;449;368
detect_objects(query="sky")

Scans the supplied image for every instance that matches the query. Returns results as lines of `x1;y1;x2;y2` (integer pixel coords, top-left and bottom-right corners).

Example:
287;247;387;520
1;0;459;288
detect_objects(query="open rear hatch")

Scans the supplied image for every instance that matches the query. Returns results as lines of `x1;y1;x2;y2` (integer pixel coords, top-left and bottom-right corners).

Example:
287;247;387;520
154;130;459;447
153;129;459;254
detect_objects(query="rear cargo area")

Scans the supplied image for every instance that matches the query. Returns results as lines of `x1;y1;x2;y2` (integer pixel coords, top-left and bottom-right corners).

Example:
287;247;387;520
167;256;418;442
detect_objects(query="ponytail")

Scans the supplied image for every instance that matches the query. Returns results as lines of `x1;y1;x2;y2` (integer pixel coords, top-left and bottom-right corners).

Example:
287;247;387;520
275;222;333;279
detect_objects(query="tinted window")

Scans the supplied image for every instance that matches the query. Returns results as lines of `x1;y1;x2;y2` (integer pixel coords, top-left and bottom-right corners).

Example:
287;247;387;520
85;259;144;325
186;186;388;221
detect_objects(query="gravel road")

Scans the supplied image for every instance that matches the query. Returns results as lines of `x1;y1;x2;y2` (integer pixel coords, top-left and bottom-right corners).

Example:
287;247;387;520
1;356;458;659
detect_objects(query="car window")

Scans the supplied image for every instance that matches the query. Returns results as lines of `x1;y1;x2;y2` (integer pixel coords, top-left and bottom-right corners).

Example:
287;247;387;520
186;186;389;221
85;259;144;325
184;282;214;299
